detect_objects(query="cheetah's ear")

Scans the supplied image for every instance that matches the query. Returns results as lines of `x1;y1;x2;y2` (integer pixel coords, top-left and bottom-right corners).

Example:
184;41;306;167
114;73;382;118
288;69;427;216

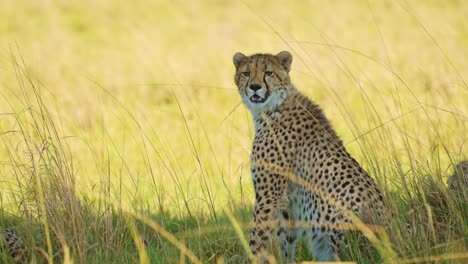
276;51;293;72
233;52;247;68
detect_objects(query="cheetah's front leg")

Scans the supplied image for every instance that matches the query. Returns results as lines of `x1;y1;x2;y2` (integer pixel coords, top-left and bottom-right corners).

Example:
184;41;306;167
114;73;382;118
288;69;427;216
249;199;289;263
249;167;289;263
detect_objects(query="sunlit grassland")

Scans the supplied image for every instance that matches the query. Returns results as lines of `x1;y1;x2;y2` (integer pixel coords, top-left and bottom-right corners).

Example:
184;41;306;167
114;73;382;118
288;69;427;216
0;0;467;263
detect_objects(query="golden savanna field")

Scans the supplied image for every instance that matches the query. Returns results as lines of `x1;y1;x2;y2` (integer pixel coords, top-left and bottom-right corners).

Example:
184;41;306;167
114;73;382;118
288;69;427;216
0;0;467;263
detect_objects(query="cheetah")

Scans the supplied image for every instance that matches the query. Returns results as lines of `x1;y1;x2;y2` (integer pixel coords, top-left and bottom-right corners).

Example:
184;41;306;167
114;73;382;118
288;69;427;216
0;228;26;262
233;51;387;262
448;160;468;201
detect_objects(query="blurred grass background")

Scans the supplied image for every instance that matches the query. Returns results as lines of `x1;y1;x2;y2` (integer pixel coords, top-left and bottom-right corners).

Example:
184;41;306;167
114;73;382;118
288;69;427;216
0;0;467;263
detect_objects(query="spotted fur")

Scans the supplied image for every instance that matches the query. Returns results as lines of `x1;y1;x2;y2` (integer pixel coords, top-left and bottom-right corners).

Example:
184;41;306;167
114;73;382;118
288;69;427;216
233;51;387;262
0;229;26;262
448;160;468;200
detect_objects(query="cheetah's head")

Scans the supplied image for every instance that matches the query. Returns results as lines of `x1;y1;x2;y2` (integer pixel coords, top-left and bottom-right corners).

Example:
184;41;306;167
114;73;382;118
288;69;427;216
233;51;293;116
455;160;468;175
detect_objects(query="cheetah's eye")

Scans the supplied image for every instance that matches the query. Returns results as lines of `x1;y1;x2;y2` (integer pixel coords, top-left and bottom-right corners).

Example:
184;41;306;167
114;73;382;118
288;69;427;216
265;71;273;76
242;72;250;77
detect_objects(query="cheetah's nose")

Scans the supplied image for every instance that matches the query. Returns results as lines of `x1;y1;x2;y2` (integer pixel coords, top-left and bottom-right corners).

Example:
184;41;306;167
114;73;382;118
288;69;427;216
249;84;261;92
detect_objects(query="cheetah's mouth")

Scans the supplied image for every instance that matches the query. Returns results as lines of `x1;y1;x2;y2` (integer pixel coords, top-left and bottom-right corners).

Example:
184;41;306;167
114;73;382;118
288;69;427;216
249;93;268;104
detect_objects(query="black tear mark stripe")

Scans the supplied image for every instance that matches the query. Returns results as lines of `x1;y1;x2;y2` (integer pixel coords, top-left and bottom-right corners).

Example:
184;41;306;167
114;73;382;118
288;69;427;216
263;73;270;91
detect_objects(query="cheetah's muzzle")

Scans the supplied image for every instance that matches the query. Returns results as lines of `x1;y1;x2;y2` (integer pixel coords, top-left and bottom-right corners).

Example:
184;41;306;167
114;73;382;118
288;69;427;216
249;93;268;104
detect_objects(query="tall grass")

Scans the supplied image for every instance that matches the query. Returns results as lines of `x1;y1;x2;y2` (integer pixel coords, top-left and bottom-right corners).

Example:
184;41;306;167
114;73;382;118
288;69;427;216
0;0;467;263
